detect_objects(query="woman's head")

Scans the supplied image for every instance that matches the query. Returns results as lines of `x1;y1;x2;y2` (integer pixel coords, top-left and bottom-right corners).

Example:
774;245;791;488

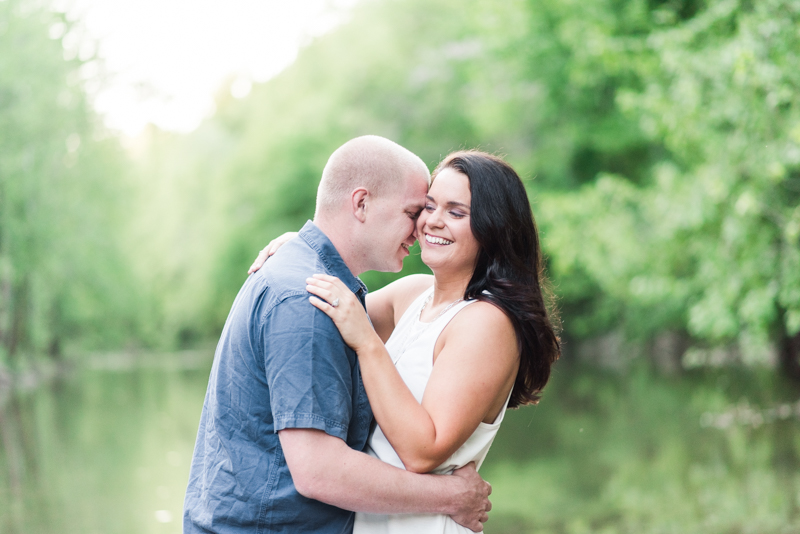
417;166;481;276
428;150;561;407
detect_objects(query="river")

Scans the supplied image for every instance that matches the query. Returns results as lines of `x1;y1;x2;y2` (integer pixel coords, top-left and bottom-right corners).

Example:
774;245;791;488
1;352;798;533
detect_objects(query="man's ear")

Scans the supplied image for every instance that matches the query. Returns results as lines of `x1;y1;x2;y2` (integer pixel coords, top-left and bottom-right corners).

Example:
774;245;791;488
350;188;369;223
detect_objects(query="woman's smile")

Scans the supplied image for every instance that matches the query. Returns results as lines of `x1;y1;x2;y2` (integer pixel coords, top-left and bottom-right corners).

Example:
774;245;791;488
424;233;453;245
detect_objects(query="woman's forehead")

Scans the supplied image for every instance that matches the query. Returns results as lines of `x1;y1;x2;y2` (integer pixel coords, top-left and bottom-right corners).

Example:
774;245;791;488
429;168;471;202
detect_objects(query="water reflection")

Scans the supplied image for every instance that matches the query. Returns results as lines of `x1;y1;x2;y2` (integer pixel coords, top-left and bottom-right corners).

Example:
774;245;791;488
481;368;800;533
1;356;799;533
0;353;212;534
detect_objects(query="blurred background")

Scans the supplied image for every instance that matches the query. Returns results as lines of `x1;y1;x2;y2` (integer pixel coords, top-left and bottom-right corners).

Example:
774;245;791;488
1;0;799;532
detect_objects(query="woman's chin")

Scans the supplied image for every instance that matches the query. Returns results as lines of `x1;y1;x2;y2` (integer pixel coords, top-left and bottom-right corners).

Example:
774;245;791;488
420;249;435;267
422;250;479;281
420;250;449;272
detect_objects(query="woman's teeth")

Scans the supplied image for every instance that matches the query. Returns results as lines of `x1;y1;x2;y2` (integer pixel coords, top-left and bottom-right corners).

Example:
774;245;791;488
425;234;453;245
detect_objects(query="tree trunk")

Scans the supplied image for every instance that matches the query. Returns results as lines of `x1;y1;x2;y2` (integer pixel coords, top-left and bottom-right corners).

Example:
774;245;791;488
779;328;800;383
6;278;29;362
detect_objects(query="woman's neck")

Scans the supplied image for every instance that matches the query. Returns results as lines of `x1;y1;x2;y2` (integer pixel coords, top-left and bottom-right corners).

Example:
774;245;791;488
420;268;472;321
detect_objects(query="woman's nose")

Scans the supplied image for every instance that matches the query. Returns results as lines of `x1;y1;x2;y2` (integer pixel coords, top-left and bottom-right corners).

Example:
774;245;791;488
426;208;444;227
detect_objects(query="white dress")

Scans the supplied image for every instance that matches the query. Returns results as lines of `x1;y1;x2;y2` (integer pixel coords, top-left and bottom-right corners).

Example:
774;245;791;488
354;287;512;534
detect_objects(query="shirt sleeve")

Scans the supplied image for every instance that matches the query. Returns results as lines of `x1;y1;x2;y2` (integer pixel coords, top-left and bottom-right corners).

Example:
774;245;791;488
262;294;355;441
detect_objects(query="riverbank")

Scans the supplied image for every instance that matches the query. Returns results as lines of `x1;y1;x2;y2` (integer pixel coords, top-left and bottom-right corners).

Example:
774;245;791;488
0;360;73;411
0;348;215;409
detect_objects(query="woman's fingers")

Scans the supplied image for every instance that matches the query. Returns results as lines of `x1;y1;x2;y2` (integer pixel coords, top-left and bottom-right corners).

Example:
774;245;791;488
247;232;299;274
305;278;335;294
310;274;351;295
306;277;350;298
306;275;359;312
305;282;338;305
308;296;335;315
311;273;345;287
306;276;377;353
247;248;270;274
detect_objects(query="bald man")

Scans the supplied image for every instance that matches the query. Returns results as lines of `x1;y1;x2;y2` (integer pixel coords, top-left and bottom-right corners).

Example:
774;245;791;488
183;136;491;534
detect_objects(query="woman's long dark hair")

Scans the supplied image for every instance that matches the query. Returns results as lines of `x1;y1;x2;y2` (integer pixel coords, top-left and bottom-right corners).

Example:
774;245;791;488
433;150;561;408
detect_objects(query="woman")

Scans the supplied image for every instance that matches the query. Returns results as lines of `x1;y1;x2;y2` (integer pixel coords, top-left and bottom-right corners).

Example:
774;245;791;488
252;150;560;533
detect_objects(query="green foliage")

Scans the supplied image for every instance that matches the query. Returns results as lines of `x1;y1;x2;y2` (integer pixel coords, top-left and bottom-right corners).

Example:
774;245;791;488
540;0;800;357
128;0;659;344
4;0;798;362
0;0;142;366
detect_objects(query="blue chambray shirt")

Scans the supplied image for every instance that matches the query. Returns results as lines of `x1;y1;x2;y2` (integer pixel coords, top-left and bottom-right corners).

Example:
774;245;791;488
184;221;373;534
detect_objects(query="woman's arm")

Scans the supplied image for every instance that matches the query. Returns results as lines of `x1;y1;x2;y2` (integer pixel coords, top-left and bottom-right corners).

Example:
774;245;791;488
358;303;518;473
306;275;518;473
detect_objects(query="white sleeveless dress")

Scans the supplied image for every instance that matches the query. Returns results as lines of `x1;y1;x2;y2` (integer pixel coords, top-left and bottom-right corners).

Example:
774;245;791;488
353;286;512;534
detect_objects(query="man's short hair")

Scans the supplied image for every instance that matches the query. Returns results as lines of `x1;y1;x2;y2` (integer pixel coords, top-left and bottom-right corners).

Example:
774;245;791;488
315;136;429;215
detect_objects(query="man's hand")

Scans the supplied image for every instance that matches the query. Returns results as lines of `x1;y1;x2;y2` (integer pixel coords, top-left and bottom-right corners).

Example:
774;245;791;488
449;462;492;532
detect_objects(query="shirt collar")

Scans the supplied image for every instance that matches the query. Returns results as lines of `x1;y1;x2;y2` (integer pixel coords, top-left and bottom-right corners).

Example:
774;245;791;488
298;220;368;297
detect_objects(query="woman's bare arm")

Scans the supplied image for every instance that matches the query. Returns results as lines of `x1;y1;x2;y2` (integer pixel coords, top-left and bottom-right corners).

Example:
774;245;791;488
357;303;518;472
305;274;518;474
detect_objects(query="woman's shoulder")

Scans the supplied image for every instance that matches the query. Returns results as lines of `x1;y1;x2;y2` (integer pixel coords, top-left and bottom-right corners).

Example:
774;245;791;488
383;274;434;316
366;274;433;326
450;299;515;340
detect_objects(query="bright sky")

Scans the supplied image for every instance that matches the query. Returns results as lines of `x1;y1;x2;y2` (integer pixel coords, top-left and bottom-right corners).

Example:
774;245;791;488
53;0;356;135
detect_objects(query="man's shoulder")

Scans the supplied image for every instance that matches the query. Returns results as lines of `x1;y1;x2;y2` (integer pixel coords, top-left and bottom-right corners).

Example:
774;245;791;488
247;238;331;319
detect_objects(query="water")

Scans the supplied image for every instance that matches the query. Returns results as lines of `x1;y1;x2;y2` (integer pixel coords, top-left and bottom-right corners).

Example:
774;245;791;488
481;367;800;533
0;353;210;534
2;354;799;533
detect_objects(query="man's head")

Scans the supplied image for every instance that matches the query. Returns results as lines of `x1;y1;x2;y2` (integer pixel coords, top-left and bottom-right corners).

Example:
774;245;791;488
314;135;430;274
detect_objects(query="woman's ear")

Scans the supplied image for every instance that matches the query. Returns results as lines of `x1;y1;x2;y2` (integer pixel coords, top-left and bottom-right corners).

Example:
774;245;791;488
350;187;369;223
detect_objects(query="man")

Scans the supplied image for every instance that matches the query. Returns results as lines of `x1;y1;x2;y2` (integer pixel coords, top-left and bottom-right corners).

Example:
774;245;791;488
183;136;491;533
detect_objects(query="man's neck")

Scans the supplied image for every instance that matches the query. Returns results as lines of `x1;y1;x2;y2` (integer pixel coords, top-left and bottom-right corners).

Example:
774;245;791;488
313;217;365;276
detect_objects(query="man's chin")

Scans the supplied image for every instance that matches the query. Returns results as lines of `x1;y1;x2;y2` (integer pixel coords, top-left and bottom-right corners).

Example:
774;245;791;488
389;257;405;273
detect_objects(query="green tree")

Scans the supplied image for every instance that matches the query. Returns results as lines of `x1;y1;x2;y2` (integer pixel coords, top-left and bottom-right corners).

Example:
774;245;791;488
541;0;800;373
129;0;800;377
0;0;141;367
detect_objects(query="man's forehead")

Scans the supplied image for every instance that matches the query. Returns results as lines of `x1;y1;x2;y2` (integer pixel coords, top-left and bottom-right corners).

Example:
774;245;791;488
403;183;428;206
405;171;430;194
390;169;428;207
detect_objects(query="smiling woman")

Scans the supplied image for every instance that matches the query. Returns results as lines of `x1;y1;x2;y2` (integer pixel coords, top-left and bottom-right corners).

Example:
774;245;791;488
426;150;561;406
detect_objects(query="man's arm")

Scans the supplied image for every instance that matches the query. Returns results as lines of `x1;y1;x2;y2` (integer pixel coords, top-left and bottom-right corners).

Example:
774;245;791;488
279;429;492;532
